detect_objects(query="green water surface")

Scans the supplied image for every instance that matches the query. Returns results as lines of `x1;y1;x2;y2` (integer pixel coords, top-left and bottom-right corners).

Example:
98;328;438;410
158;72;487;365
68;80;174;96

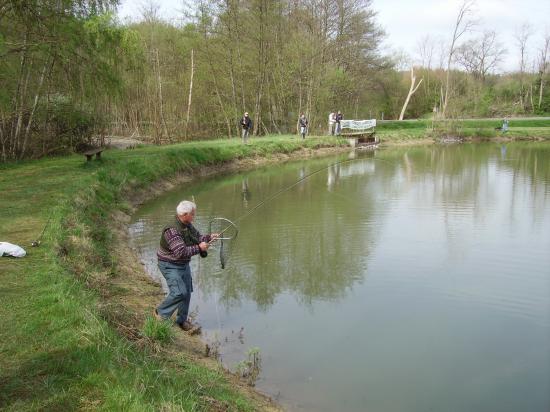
131;143;550;412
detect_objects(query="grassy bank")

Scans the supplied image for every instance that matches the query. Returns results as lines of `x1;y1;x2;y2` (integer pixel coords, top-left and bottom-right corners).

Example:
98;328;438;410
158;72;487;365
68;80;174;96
374;117;550;143
0;136;348;411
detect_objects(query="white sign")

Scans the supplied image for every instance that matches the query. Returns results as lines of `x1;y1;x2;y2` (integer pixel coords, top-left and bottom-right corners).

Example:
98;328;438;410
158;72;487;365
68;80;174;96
340;119;376;130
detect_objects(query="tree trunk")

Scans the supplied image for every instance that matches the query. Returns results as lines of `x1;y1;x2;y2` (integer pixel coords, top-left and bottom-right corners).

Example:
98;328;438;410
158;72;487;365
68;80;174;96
184;49;194;139
11;35;30;158
155;48;169;143
399;67;423;121
529;84;534;112
538;76;544;109
442;0;474;118
19;58;49;159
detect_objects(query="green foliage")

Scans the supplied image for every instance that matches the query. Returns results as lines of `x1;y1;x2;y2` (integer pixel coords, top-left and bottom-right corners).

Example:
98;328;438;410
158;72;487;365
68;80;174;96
378;120;431;130
142;316;175;344
0;3;140;160
1;0;548;161
236;347;262;386
378;118;550;131
534;92;550;115
45;99;101;150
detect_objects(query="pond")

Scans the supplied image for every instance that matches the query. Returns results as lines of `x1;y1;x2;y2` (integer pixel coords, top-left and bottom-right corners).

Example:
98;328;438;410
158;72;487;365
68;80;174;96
130;142;550;412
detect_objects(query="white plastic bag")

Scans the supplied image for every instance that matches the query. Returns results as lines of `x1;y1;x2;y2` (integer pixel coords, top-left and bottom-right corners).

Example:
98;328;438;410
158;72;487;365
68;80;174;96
0;242;26;257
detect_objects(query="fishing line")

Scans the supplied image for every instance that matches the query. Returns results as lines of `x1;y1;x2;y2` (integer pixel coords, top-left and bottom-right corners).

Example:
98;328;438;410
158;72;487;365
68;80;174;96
214;153;396;239
202;153;397;340
205;153;397;270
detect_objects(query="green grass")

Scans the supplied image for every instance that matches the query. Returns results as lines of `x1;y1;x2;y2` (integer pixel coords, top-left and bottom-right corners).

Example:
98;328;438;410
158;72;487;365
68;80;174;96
142;316;175;344
374;117;550;142
377;117;550;131
1;135;346;411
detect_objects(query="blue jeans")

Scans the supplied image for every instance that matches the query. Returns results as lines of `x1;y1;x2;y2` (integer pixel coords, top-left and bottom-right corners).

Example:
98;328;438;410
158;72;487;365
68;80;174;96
242;128;250;143
156;260;193;325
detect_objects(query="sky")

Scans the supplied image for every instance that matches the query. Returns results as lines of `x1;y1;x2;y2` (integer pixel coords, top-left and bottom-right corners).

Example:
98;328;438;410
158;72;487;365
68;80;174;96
117;0;550;73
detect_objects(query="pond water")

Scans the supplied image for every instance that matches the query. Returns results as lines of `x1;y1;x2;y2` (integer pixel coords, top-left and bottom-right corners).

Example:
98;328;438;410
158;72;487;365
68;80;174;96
130;143;550;412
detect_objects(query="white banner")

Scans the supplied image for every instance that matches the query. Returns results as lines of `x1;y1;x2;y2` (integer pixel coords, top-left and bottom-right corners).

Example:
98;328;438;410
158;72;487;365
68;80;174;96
340;119;376;130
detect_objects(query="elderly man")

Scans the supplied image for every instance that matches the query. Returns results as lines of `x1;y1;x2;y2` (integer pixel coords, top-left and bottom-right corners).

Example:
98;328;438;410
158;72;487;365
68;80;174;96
154;200;218;332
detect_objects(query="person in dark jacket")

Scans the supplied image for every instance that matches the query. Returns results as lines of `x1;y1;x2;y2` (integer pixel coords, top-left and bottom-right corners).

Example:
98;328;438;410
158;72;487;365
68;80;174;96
240;112;252;144
298;113;308;139
154;200;218;332
335;111;343;135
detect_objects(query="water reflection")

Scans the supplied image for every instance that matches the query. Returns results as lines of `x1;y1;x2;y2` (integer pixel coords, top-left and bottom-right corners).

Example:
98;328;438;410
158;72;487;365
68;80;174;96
133;144;550;311
241;178;251;208
199;156;382;310
130;143;550;412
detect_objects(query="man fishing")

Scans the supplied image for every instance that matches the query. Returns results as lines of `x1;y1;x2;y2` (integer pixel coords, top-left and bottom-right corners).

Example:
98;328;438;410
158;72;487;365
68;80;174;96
153;200;218;332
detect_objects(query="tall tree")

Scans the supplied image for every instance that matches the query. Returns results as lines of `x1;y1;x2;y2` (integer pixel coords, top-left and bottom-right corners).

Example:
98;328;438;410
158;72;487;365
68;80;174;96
441;0;475;118
537;33;549;110
0;0;131;160
455;30;506;82
514;22;532;111
399;67;423;120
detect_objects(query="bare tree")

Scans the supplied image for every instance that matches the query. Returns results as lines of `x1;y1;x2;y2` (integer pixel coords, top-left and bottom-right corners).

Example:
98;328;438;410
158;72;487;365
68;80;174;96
537;33;550;109
514;22;532;109
140;0;161;24
455;30;506;81
417;35;436;69
184;49;194;139
442;0;476;118
154;48;169;143
399;67;423;120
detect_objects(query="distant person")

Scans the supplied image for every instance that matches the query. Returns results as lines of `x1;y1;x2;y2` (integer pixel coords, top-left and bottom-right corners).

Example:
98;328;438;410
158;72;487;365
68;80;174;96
335;111;343;135
240;112;252;144
328;112;336;135
299;112;308;139
502;118;509;132
153;200;218;333
495;118;509;133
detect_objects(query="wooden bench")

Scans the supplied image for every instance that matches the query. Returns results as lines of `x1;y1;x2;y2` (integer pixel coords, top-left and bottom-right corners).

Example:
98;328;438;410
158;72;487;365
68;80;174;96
83;147;105;161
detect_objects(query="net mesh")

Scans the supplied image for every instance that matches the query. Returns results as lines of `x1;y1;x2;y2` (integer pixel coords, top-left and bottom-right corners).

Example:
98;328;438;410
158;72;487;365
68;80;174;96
209;218;238;269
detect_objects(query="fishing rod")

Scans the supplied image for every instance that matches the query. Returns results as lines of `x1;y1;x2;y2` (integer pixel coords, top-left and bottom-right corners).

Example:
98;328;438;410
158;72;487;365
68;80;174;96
31;215;52;247
211;153;394;240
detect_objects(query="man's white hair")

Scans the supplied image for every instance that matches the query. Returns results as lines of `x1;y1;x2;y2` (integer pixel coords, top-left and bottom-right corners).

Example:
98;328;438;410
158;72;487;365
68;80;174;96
176;200;196;216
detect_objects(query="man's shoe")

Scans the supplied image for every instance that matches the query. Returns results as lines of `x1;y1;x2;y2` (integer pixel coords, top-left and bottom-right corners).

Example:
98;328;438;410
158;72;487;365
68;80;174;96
178;321;194;331
153;308;163;321
178;321;202;335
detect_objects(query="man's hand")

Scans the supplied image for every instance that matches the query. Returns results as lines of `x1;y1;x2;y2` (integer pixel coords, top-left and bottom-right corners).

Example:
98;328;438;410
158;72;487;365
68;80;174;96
210;233;220;242
199;242;209;251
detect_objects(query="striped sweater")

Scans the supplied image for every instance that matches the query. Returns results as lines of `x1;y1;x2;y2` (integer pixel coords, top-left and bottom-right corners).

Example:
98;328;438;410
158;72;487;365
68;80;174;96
157;227;211;264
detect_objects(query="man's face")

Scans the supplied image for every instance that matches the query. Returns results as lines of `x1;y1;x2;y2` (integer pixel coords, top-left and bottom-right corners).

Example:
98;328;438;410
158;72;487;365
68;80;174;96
179;210;195;224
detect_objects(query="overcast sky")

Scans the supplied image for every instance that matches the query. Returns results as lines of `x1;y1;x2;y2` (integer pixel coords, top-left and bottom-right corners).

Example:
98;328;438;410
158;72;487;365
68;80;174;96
118;0;550;73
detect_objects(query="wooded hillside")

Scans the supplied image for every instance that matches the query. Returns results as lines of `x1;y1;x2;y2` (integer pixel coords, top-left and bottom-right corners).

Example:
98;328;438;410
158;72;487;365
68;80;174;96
1;0;549;160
